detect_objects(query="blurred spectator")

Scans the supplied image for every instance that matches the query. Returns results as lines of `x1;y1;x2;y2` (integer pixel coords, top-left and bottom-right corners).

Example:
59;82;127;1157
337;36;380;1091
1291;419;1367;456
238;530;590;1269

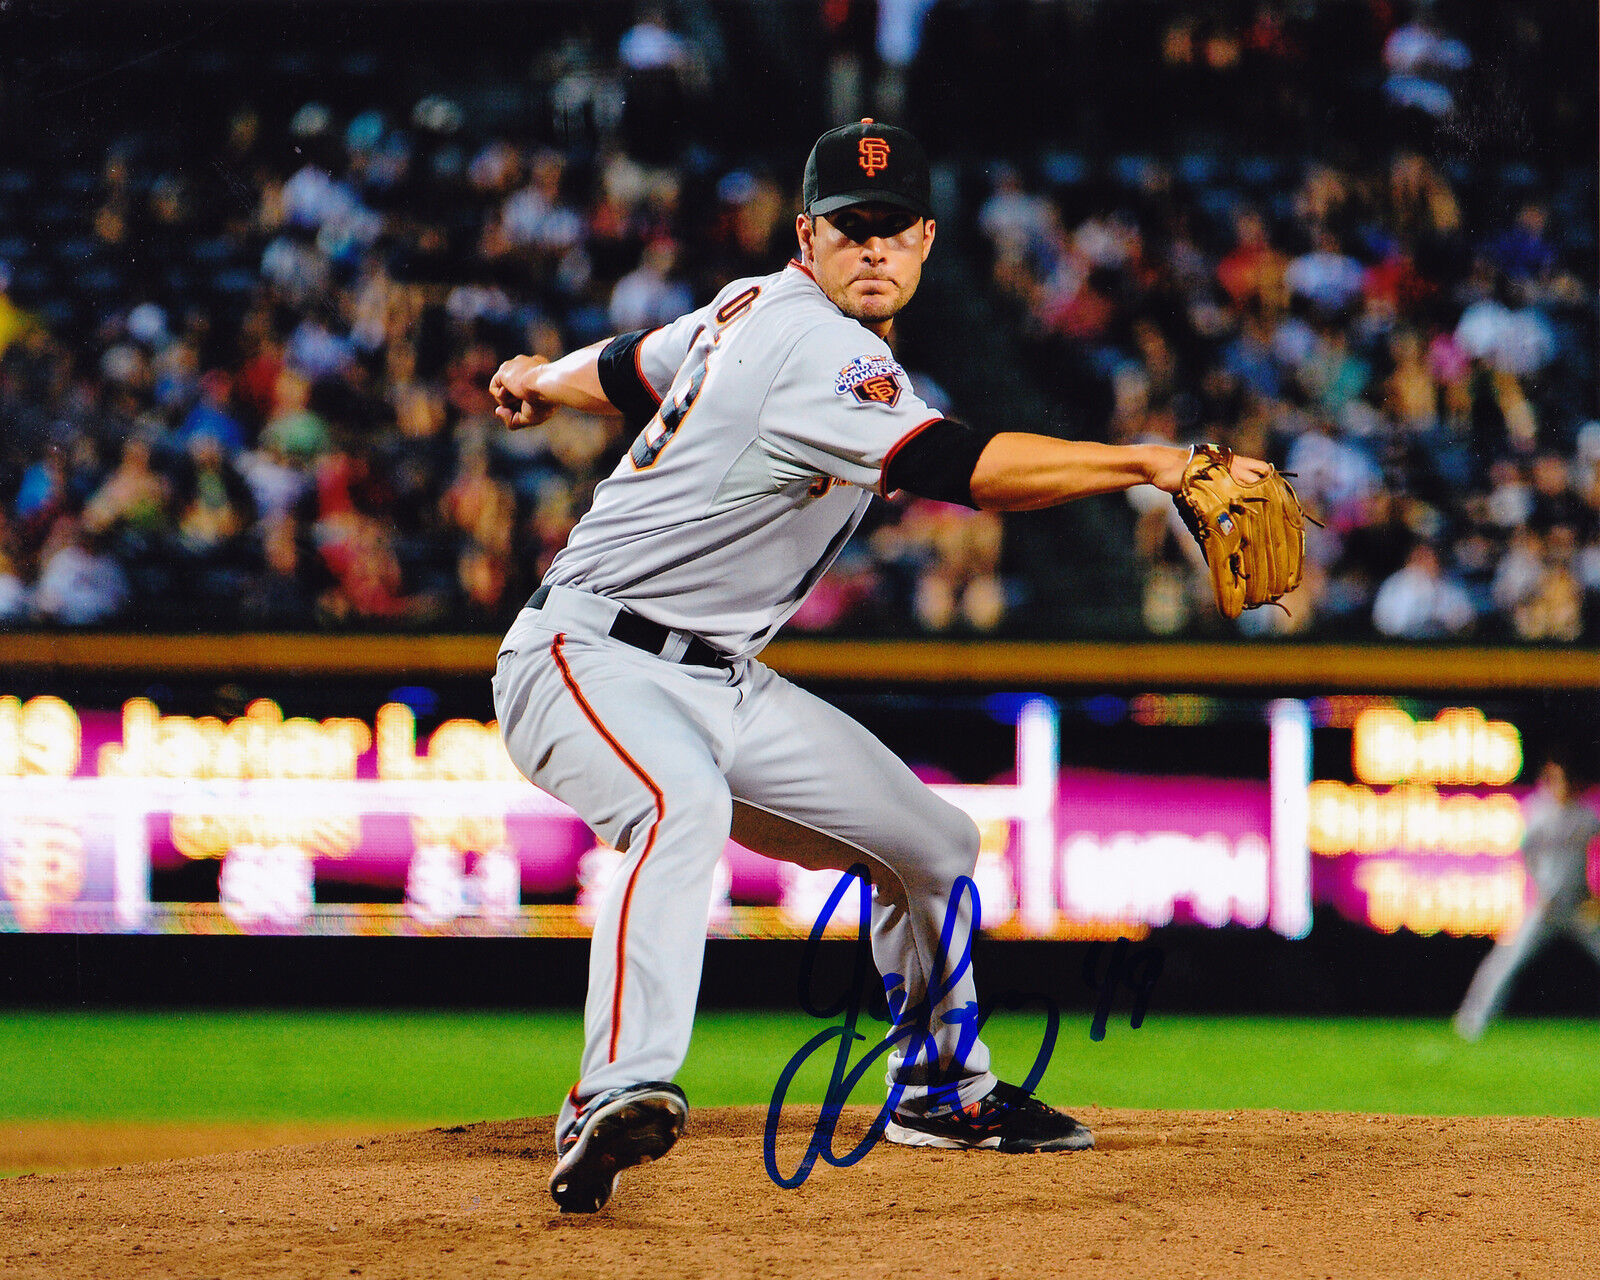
491;150;586;258
260;370;332;464
874;0;939;117
1372;542;1475;638
0;545;28;623
1298;317;1370;415
1382;4;1471;119
0;265;38;359
618;7;695;77
239;516;317;628
440;435;517;623
882;499;1008;634
1217;209;1288;311
979;167;1057;258
178;370;247;454
609;239;694;332
261;226;332;308
31;521;130;626
287;309;356;380
174;433;256;556
1492;525;1547;615
12;445;71;539
1285;228;1366;313
707;169;791;284
170;431;260;622
1332;490;1417;604
1509;524;1583;642
1387;151;1462;240
234;328;287;435
1383;328;1440;430
1284;418;1383;518
1125;464;1209;636
81;435;170;542
316;511;438;625
1487;202;1558;284
1455;293;1556;379
237;435;313;523
1526;454;1586;532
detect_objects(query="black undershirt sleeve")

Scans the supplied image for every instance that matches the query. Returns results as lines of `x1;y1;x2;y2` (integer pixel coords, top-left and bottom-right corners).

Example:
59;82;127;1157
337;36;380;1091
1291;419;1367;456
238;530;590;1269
883;417;999;509
596;329;661;430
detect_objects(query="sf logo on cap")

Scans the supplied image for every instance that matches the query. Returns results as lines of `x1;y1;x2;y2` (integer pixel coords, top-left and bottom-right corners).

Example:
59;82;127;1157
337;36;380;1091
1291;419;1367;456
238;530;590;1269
857;137;891;176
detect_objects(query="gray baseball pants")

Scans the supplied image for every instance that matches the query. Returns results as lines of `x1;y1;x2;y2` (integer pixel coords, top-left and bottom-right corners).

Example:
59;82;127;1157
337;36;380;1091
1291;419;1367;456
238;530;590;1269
1454;899;1600;1039
493;587;995;1135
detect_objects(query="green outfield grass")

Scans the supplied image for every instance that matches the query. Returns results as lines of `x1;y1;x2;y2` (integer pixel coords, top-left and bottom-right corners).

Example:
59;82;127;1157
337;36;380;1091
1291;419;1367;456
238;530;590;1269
0;1010;1595;1125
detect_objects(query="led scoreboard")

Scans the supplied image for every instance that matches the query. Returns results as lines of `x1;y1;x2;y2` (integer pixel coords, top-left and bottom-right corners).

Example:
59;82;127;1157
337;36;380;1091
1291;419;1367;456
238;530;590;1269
0;688;1574;941
1310;705;1534;938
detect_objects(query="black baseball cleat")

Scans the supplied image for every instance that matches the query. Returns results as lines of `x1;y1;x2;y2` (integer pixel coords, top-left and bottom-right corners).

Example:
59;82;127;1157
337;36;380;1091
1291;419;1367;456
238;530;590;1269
882;1081;1094;1153
549;1082;688;1213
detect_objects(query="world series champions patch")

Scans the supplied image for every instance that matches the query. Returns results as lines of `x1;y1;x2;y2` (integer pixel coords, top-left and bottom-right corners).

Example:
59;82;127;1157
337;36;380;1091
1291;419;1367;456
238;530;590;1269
834;355;906;408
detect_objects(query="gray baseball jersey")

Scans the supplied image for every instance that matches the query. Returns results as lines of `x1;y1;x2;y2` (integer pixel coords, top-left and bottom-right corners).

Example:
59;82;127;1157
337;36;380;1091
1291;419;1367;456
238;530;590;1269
541;261;942;657
1521;794;1600;907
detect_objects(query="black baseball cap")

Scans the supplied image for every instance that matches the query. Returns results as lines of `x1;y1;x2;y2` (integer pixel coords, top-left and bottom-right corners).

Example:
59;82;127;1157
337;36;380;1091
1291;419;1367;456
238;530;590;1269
802;119;932;221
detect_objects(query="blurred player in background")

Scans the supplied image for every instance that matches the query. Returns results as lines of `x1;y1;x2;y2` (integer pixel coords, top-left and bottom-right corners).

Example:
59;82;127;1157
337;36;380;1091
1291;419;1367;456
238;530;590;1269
1454;751;1600;1040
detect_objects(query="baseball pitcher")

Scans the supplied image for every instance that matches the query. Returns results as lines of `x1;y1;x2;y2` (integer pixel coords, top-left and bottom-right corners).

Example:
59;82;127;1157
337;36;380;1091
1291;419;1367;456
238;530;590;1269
489;120;1276;1212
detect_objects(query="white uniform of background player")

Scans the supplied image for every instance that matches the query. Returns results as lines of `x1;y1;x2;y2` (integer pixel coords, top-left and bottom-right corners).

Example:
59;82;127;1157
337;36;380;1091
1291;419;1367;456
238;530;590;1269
489;120;1271;1213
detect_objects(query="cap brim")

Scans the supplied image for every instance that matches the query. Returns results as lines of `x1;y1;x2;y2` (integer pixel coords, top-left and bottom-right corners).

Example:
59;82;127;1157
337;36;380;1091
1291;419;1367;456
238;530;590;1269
807;190;931;219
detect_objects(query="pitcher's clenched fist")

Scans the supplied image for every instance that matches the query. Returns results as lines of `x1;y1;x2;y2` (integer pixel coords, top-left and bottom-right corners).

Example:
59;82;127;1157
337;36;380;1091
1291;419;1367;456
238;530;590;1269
490;354;555;429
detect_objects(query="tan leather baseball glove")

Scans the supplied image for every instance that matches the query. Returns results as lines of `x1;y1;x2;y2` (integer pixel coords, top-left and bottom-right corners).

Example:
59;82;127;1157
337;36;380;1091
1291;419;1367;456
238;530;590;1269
1172;444;1316;620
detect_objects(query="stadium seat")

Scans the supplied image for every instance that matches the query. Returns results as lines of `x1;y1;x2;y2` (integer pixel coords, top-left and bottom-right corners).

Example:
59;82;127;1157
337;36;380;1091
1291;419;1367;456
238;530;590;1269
1233;156;1285;189
211;267;260;297
7;263;55;304
1174;153;1221;187
29;200;81;232
1497;162;1542;193
76;264;129;300
1109;153;1161;190
188;237;242;267
56;169;99;199
1196;187;1247;235
36;297;84;332
52;237;102;266
1038;151;1090;188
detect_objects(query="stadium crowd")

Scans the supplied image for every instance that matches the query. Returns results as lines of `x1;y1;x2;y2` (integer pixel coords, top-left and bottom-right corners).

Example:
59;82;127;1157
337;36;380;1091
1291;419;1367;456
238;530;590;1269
0;0;1593;641
973;3;1597;641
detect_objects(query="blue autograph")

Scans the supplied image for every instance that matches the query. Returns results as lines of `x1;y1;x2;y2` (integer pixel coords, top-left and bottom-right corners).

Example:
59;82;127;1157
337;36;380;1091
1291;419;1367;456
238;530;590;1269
762;864;1061;1189
763;866;1168;1189
1082;935;1165;1041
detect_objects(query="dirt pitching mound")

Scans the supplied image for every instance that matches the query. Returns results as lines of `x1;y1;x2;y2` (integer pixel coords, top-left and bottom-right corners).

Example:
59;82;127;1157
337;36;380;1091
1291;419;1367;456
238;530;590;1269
2;1107;1595;1279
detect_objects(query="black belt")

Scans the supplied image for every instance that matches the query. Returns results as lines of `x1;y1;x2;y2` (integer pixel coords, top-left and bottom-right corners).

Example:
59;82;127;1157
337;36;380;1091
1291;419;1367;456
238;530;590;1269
528;585;729;668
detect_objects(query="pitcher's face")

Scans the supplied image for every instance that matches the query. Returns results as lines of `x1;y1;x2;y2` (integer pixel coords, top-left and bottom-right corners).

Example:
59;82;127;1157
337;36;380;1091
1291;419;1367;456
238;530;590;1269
798;204;935;335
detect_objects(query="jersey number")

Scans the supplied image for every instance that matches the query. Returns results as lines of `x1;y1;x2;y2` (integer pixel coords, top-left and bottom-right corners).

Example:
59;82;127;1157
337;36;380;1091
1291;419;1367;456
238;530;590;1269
631;362;706;469
629;285;759;470
715;286;760;325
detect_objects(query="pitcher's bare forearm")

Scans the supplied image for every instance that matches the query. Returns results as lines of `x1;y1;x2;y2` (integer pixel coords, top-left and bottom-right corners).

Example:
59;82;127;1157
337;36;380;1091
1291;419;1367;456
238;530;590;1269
491;341;616;428
969;436;1190;511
